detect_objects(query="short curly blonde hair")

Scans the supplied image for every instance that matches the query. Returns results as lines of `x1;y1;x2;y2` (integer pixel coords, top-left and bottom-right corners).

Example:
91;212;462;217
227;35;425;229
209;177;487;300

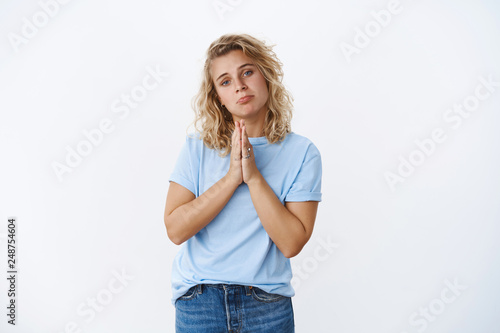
191;33;293;156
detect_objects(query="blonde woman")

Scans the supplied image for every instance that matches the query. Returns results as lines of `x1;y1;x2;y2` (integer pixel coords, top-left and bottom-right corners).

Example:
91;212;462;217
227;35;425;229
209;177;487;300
164;33;322;332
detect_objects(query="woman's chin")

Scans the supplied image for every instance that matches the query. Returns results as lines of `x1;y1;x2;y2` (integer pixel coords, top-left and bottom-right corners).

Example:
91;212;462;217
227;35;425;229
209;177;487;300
231;106;265;121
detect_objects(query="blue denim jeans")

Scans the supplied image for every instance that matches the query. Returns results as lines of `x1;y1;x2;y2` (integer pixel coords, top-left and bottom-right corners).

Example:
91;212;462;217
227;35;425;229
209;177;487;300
175;284;294;332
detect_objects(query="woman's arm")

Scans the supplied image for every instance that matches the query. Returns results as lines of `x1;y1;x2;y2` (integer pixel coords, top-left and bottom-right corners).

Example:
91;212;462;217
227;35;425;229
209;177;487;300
164;128;244;245
247;175;319;258
164;175;239;245
239;121;319;258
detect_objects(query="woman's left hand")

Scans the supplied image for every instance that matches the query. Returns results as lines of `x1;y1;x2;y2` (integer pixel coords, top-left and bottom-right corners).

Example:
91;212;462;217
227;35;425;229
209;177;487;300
240;119;261;185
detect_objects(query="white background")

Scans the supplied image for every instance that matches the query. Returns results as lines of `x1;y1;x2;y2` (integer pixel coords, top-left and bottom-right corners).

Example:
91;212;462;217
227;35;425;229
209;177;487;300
1;0;499;332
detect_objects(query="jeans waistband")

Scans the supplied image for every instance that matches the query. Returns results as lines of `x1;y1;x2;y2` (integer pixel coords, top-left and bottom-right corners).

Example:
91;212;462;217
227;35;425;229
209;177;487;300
196;284;253;296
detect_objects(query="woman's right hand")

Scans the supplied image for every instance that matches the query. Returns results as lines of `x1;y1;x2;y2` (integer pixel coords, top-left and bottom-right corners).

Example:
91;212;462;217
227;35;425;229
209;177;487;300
226;121;243;186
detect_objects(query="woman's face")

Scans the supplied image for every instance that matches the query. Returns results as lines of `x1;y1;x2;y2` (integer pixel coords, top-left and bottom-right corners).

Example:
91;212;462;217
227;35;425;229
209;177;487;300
211;49;269;123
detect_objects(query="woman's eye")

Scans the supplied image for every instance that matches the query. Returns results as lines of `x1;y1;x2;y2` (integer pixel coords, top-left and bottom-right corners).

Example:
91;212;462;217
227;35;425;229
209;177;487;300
243;70;253;76
221;80;230;86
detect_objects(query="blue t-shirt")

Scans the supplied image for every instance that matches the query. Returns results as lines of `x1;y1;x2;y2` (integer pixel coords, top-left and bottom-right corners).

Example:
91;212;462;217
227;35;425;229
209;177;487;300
168;132;322;304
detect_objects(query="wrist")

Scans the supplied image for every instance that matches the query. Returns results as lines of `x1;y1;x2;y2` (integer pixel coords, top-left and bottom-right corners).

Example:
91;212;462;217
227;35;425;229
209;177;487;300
223;172;241;190
245;171;264;188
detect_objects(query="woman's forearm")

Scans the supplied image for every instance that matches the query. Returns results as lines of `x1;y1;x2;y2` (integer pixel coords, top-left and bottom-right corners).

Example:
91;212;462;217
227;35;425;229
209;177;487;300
246;173;309;258
166;175;239;245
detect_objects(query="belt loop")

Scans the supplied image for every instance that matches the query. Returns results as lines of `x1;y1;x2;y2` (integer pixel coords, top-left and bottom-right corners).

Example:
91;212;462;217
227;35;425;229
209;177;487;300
197;284;203;295
245;285;252;296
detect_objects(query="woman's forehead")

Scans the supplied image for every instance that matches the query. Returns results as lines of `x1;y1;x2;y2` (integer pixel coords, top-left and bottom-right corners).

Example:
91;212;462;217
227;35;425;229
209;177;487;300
211;50;254;77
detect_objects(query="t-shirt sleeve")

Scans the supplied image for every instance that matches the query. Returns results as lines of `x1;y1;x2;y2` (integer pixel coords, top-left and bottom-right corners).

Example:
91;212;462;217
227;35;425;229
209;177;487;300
169;136;197;196
285;143;322;202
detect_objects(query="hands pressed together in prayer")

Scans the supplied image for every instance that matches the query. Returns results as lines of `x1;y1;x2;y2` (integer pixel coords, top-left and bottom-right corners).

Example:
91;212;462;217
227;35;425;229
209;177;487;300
227;119;261;186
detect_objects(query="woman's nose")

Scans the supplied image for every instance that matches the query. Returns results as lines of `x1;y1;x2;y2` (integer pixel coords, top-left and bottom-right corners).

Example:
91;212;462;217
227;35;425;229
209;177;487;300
235;78;247;92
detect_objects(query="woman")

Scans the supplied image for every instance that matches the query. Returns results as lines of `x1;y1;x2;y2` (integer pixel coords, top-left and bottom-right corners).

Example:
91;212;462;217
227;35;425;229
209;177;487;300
164;33;322;332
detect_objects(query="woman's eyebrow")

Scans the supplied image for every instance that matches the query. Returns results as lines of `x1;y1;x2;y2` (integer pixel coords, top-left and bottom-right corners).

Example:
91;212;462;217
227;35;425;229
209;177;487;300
216;63;254;82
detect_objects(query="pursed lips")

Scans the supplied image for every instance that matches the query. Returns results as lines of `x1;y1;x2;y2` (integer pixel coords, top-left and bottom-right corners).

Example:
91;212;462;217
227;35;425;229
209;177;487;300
237;95;254;104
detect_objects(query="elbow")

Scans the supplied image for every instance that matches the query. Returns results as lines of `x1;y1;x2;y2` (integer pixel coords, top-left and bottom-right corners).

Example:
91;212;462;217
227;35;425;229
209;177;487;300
283;251;298;259
164;217;185;246
281;236;309;258
167;232;184;246
281;245;303;259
